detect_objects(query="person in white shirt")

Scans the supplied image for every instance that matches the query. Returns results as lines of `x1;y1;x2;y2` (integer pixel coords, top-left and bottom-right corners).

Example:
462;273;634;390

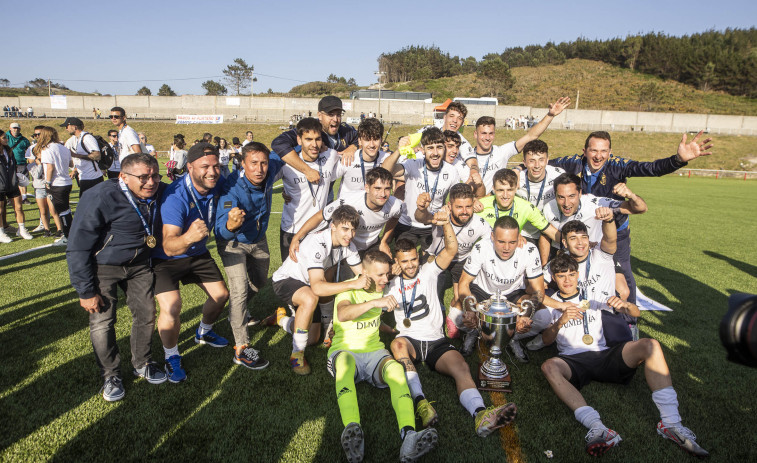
516;139;565;244
138;133;156;157
109;107;142;163
458;216;545;357
35;126;73;244
420;183;492;340
540;173;647;270
217;138;233;178
241;131;254;147
442;130;485;196
472;96;570;196
391;127;460;253
334;118;400;200
61;117;103;196
276;118;345;260
387;209;518;437
539;252;708;458
268;205;367;375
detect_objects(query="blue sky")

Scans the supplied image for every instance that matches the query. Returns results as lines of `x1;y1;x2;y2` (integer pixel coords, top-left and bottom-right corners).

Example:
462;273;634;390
6;0;755;95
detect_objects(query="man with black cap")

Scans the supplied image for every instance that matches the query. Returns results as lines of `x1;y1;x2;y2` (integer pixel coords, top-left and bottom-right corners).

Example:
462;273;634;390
67;152;168;402
271;95;359;185
153;142;229;383
62;117;104;195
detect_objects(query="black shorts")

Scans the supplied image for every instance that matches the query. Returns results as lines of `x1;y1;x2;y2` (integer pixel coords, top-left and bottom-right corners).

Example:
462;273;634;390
559;342;637;390
0;187;21;201
448;260;465;283
153;252;225;295
279;230;296;262
401;336;457;371
271;277;322;321
48;185;72;215
470;284;525;304
394;222;432;252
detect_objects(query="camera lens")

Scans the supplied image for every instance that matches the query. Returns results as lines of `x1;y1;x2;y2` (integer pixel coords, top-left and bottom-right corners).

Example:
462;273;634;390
720;293;757;368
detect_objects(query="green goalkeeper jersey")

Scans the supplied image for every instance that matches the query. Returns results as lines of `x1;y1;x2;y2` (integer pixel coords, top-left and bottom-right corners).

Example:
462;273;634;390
329;283;386;356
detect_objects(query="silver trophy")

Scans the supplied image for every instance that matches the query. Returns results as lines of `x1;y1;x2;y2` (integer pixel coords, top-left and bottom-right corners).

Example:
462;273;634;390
463;291;534;391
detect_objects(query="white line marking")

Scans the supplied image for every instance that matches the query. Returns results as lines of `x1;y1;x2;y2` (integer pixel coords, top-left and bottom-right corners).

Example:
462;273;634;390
0;243;57;262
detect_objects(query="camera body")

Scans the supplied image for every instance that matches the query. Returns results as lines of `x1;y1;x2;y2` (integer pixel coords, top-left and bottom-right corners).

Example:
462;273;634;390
720;293;757;368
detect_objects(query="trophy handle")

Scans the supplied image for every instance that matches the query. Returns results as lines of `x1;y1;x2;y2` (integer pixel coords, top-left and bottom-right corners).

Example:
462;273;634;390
463;295;482;314
516;299;535;317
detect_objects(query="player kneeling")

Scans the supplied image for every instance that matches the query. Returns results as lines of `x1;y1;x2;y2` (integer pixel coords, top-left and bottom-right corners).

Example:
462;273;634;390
540;253;708;458
329;250;438;463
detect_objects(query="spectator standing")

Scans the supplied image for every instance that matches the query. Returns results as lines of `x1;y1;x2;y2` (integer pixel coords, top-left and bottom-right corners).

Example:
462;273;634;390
7;123;31;203
0;131;33;242
61;117;104;196
109;107;142;163
35;126;73;245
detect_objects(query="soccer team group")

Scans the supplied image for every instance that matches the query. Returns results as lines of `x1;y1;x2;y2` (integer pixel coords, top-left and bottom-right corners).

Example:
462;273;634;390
64;96;714;461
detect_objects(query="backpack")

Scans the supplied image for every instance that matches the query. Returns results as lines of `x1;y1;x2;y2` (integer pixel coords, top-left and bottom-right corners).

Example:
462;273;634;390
81;133;116;171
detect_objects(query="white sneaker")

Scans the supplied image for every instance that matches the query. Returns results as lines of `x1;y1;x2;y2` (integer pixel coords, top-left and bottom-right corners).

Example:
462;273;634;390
0;231;12;244
526;334;545;351
31;223;46;233
53;236;68;246
16;228;33;240
399;428;438;463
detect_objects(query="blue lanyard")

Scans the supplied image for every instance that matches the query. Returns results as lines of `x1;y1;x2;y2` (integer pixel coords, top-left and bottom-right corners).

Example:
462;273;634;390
184;175;214;232
580;250;592;300
423;163;441;202
399;275;418;319
494;199;515;219
307;155;324;206
358;150;378;185
118;179;153;236
525;175;547;207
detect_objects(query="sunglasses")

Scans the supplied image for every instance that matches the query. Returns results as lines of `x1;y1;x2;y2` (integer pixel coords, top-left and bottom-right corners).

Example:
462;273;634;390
108;115;122;120
32;133;41;138
123;172;162;184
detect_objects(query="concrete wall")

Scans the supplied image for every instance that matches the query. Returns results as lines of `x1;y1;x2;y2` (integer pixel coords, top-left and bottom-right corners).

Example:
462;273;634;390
1;95;754;135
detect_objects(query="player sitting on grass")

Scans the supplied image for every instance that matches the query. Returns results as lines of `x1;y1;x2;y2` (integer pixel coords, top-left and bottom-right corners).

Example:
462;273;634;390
539;252;708;458
329;250;438;463
387;212;517;437
267;205;366;375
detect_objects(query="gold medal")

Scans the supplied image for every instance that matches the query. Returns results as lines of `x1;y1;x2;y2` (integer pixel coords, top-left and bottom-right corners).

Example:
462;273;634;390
582;334;594;345
145;235;157;248
312;197;317;207
579;300;590;311
403;318;411;328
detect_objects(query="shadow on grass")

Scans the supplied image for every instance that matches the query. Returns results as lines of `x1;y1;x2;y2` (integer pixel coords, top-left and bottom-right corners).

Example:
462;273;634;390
0;251;66;272
702;250;757;280
0;284;73;315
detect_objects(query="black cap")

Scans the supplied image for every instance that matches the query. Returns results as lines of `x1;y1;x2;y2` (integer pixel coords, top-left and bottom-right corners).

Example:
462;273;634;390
232;137;241;145
60;117;84;129
187;142;219;164
318;95;343;113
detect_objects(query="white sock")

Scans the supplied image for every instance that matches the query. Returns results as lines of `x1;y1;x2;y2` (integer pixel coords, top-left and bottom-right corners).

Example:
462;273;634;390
280;316;294;334
405;370;424;399
18;223;26;231
292;330;308;352
198;321;212;336
164;345;180;359
448;306;464;327
460;388;485;417
574;405;606;431
652;386;681;427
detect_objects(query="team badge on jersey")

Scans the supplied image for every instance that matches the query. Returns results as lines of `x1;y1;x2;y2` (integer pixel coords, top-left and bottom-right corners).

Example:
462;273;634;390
468;229;475;236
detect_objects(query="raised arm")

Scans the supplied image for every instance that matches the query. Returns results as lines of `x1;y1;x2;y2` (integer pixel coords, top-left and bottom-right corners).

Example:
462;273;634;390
514;96;570;152
289;210;327;261
310;269;371;298
612;183;647;215
161;221;208;257
595;208;617;255
433;207;458;271
336;294;398;322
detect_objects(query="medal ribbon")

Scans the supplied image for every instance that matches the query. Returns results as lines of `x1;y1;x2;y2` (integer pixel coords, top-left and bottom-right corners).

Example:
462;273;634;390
185;175;214;232
422;162;441;203
525;175;547;207
118;178;153;237
494;199;515;219
307;155;324;205
580;250;592;335
399;275;418;320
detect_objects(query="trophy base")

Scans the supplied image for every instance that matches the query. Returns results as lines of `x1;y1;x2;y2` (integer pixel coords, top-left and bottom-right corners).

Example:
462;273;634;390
477;364;512;392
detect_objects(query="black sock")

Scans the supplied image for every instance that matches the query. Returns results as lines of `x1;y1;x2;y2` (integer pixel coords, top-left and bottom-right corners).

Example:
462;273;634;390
413;394;426;408
474;406;486;415
400;426;415;440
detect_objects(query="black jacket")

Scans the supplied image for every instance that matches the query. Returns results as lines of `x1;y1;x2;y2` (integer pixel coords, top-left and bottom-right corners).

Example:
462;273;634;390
0;147;19;193
271;122;358;156
67;179;167;298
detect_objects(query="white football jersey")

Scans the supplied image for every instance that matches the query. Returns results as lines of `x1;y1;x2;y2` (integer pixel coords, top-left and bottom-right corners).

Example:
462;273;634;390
474;141;519;194
544;245;616;312
322;193;405;251
464;239;543;296
335;149;390;199
278;149;342;233
399;159;461;229
547;289;607;356
385;262;446;341
516;165;565;239
543;194;622;249
427;215;492;261
272;228;361;284
418;126;473;161
445;155;472;183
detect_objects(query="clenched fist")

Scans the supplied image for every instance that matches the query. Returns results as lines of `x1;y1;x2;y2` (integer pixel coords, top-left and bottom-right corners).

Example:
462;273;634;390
226;207;246;231
186;218;209;244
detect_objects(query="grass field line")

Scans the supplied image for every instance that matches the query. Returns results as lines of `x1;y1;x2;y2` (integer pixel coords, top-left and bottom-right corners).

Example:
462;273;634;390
0;243;55;262
149;367;236;455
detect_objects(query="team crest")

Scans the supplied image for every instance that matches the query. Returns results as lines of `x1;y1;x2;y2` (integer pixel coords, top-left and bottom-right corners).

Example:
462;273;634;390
600;174;607;185
315;253;321;259
443;173;449;180
468;229;474;236
189;203;195;209
384;212;389;218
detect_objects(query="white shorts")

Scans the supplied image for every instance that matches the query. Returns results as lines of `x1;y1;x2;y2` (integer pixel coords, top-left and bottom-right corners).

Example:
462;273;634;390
327;349;392;388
